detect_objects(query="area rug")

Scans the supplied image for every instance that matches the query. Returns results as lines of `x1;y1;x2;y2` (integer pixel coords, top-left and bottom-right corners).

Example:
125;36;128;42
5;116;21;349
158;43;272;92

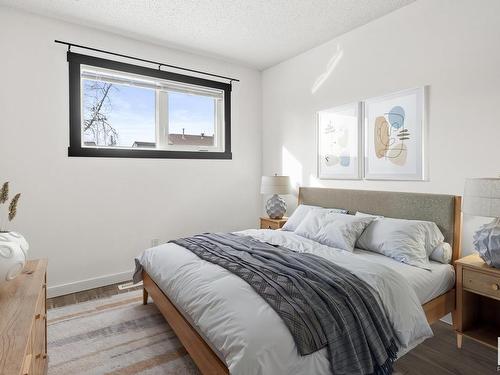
47;290;200;375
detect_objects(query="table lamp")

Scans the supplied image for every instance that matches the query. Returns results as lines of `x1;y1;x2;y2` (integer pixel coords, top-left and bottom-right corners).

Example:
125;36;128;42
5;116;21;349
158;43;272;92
260;175;291;219
463;177;500;268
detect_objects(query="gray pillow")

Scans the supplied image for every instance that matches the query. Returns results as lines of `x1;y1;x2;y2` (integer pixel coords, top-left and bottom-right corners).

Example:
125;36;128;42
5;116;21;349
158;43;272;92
295;210;374;252
282;204;347;232
356;217;442;270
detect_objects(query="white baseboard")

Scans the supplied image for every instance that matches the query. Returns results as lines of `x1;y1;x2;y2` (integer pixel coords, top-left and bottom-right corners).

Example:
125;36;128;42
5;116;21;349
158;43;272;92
47;270;134;298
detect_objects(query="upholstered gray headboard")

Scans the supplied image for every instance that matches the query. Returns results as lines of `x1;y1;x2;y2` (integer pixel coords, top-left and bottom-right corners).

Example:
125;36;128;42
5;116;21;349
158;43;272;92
298;187;462;260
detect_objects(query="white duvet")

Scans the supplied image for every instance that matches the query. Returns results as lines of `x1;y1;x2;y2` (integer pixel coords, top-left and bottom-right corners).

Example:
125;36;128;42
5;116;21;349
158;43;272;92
135;229;435;375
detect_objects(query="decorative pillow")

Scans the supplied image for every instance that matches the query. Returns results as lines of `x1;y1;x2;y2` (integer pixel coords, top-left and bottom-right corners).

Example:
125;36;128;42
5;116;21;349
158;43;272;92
429;242;452;264
356;218;440;270
324;207;349;215
282;204;347;232
295;210;374;252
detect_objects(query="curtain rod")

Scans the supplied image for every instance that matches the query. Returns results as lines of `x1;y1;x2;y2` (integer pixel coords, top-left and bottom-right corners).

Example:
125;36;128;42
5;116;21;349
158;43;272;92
54;40;240;83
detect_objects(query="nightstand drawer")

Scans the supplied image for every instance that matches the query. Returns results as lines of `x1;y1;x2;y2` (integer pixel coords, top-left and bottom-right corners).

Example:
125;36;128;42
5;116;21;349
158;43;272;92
463;268;500;300
261;219;281;230
260;217;287;230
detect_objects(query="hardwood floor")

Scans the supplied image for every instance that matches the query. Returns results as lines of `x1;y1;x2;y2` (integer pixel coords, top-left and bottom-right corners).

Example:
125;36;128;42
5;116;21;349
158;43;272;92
46;281;142;309
395;321;498;375
49;283;498;374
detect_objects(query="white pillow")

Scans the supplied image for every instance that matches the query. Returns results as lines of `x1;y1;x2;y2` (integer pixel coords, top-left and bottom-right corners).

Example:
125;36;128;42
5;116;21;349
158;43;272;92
356;216;443;255
356;218;439;270
282;204;347;232
355;211;384;219
430;242;452;264
282;205;321;232
420;221;445;256
295;210;374;252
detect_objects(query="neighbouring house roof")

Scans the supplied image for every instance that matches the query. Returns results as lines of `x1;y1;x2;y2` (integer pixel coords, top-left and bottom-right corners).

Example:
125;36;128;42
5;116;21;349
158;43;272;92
168;133;214;146
93;134;215;148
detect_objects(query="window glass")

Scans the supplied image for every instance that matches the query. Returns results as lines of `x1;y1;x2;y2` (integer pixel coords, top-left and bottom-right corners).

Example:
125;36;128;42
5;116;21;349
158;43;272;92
82;79;156;148
167;92;216;147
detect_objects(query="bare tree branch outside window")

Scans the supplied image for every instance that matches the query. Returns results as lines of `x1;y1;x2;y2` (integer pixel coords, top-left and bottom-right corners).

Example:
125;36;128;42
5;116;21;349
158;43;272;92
83;82;119;146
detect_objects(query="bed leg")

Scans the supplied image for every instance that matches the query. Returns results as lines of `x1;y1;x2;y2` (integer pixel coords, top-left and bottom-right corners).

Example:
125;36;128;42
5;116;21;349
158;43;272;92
143;288;148;305
456;333;463;349
451;309;457;329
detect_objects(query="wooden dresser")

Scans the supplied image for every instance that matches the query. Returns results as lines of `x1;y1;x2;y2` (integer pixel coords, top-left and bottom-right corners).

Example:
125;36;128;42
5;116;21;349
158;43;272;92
0;259;48;375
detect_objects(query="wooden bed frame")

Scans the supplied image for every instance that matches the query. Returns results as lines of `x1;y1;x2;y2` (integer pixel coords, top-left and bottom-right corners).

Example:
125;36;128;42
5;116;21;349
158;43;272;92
142;190;462;375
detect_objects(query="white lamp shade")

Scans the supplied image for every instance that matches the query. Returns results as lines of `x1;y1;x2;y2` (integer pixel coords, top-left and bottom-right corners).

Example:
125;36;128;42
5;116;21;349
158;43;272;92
463;178;500;218
260;176;291;195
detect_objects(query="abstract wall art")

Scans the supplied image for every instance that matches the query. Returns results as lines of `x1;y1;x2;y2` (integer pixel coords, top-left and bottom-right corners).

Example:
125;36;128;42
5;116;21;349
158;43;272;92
364;87;426;180
317;102;362;179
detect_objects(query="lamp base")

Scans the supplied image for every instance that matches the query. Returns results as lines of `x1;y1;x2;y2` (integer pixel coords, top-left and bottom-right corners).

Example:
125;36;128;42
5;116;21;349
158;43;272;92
266;194;287;219
473;217;500;268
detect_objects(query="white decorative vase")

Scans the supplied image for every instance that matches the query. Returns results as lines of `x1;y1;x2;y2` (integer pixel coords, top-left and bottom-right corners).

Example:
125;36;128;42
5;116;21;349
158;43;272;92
0;231;29;284
473;218;500;268
265;194;287;219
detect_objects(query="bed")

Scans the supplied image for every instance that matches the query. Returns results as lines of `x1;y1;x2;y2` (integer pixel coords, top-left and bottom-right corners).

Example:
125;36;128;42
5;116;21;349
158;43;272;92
137;187;462;375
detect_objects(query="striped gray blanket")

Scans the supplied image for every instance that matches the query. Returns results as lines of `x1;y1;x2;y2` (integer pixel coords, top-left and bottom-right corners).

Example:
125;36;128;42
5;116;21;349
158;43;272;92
171;233;398;375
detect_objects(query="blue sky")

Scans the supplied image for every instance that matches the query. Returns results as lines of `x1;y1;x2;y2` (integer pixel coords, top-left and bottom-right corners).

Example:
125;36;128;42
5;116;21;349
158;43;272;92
83;80;215;147
169;92;215;137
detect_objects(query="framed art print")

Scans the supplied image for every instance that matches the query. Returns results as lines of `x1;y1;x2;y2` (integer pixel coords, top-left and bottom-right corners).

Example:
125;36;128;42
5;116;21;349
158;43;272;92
317;102;362;180
364;87;426;180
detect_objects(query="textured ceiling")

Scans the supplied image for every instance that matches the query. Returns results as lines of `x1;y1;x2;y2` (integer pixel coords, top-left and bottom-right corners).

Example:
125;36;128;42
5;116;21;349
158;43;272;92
0;0;415;69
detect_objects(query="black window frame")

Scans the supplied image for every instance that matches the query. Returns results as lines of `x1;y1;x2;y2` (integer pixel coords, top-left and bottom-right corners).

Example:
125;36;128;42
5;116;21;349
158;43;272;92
67;52;232;159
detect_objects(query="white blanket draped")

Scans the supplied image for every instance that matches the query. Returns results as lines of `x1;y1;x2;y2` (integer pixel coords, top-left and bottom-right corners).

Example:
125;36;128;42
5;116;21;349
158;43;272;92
135;229;434;375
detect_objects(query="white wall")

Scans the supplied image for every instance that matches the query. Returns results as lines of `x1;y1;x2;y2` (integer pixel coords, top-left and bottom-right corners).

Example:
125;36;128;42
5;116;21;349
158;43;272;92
2;0;498;296
0;7;262;296
262;0;500;256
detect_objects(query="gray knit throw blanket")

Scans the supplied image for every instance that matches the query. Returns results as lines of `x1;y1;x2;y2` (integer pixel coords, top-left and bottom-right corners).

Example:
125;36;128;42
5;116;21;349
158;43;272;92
171;233;398;375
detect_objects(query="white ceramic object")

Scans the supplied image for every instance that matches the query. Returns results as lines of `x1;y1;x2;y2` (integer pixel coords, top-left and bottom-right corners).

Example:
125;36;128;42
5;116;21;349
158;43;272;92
0;231;29;284
265;194;287;219
473;218;500;268
261;175;291;219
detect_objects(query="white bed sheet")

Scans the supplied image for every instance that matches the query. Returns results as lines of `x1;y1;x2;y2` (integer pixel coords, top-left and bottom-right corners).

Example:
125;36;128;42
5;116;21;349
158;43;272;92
241;229;455;305
351;248;455;304
136;229;438;375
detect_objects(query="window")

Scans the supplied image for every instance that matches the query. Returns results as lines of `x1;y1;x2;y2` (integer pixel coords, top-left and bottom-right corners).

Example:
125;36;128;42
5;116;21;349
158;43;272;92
68;53;231;159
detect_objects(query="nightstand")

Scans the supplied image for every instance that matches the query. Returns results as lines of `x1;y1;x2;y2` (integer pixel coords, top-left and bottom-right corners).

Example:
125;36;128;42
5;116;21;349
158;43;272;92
455;253;500;349
260;217;287;230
